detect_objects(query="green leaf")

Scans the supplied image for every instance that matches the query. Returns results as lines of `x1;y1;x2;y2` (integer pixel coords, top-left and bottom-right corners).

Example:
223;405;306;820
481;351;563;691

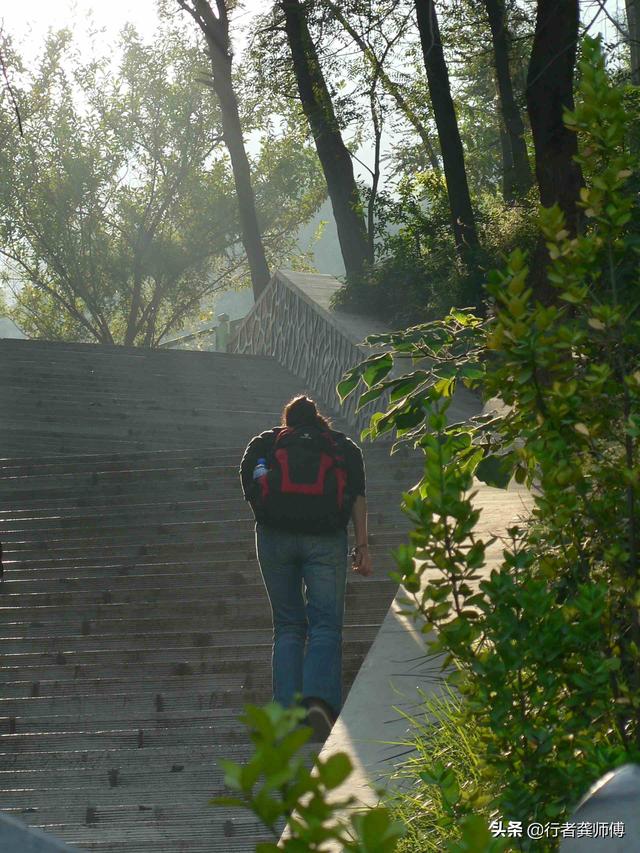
363;410;389;441
240;760;263;791
395;407;425;431
475;452;517;489
389;371;430;402
275;725;312;761
354;806;406;849
459;362;486;383
362;353;393;388
356;384;387;410
317;752;352;789
337;370;361;403
218;758;243;791
434;376;456;398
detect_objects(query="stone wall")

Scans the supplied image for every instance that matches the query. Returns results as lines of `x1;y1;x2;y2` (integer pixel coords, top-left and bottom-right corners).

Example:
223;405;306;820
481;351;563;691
229;271;385;438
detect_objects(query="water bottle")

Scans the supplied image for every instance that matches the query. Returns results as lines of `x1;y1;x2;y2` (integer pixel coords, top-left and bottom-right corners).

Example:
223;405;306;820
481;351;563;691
253;457;268;480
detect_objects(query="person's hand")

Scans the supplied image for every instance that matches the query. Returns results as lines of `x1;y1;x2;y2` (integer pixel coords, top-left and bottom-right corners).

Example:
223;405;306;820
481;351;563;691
352;544;373;577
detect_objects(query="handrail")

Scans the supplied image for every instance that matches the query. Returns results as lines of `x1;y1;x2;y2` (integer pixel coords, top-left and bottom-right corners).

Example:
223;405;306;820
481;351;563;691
159;326;218;349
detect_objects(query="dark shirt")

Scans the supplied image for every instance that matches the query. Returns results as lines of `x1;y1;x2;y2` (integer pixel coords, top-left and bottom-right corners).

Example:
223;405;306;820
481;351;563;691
239;427;366;526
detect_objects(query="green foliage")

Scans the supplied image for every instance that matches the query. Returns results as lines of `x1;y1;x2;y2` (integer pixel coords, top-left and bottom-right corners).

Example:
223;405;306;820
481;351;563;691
321;0;537;325
384;686;505;853
211;701;405;852
339;36;640;850
332;174;537;326
0;25;325;345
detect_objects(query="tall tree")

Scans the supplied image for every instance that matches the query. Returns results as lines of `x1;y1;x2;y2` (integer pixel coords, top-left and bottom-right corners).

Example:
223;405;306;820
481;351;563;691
176;0;271;300
483;0;532;201
526;0;582;303
280;0;373;283
414;0;479;267
626;0;640;84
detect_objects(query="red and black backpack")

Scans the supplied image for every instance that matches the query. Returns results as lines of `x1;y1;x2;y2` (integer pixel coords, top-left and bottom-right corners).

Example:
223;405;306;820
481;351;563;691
255;426;350;533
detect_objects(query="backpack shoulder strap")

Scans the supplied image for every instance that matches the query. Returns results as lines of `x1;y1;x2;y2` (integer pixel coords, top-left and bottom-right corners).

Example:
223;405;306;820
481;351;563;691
327;430;348;453
273;426;293;447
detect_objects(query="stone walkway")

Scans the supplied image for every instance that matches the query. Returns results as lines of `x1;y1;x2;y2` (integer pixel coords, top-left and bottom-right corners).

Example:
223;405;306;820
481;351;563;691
319;478;532;816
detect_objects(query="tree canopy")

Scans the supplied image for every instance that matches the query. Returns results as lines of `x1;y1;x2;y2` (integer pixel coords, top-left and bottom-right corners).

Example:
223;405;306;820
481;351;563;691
0;22;325;344
1;1;634;335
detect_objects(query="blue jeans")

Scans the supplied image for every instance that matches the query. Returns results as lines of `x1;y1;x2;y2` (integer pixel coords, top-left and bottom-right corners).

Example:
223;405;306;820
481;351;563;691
255;524;348;716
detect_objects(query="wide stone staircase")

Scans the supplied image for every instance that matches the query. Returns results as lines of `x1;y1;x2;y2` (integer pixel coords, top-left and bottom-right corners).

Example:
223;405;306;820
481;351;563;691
0;339;416;852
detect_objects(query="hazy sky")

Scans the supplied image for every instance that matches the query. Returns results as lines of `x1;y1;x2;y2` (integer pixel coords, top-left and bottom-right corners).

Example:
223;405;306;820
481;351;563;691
3;0;160;49
1;0;264;59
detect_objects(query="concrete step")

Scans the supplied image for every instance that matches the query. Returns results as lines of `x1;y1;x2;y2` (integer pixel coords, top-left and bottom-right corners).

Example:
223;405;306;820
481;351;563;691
0;621;381;654
0;764;243;793
0;605;392;642
0;457;413;490
0;660;364;700
2;543;397;576
0;338;279;367
0;519;407;550
0;576;396;608
0;716;263;745
0;457;413;487
0;441;403;474
2;796;283;853
0;672;273;702
0;632;371;664
0;645;372;689
1;535;406;564
0;488;410;518
0;336;414;852
0;669;375;718
0;687;274;719
1;559;263;585
0;481;411;508
5;386;295;405
0;423;268;445
0;505;407;534
0;433;256;456
1;735;256;760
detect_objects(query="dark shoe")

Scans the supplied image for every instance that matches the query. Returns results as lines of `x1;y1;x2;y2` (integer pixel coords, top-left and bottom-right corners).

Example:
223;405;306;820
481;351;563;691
302;696;337;743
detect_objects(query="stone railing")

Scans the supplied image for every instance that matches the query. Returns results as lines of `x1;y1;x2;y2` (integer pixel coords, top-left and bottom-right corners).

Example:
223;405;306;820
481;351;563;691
160;313;243;353
229;271;387;437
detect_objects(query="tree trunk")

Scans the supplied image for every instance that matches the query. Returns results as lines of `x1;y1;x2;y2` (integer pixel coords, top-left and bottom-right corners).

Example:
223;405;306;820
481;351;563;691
625;0;640;154
483;0;532;202
498;122;513;202
626;0;640;84
414;0;479;268
320;0;441;173
526;0;582;304
280;0;372;283
189;0;270;301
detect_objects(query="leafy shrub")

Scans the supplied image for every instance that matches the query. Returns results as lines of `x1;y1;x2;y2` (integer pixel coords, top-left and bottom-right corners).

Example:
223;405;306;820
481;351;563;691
331;169;537;327
339;36;640;850
211;701;405;852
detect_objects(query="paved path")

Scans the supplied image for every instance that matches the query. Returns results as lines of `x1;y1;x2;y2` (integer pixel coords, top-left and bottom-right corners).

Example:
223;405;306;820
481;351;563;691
320;478;532;817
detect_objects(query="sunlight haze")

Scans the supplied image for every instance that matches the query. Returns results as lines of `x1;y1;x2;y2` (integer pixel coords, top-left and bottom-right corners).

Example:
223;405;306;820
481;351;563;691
1;0;263;59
